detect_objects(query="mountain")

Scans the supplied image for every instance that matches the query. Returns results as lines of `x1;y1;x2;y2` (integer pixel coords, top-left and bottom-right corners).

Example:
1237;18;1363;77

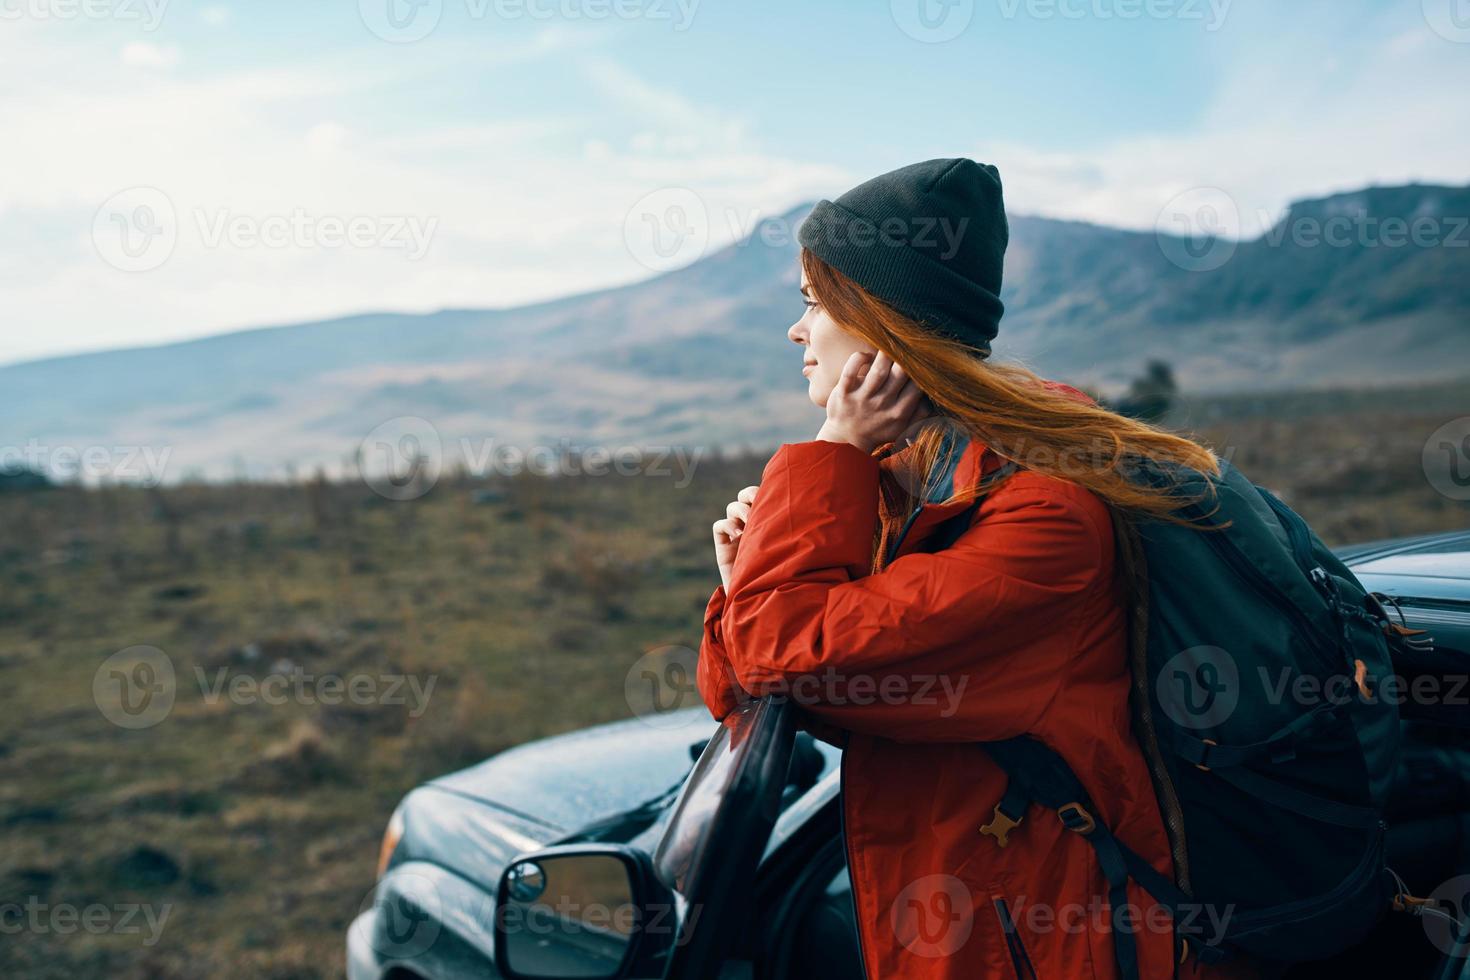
4;183;1467;481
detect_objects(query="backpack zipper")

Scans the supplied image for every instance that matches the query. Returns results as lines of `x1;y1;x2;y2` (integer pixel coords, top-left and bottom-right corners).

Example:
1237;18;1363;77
1228;820;1387;932
1189;515;1344;675
1258;488;1384;647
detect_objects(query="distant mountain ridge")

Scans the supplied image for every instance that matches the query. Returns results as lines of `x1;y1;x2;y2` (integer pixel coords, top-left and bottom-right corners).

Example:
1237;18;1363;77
6;181;1467;481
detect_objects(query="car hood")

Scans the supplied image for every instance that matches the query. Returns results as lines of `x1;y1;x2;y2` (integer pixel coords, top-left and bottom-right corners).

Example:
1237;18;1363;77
427;706;717;835
391;708;717;895
1335;530;1470;572
1336;530;1470;603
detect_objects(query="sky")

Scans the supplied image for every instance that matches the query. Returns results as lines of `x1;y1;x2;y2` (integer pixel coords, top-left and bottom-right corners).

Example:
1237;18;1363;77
1;0;1467;366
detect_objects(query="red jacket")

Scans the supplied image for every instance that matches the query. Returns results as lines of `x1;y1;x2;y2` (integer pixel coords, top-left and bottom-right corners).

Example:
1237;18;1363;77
697;395;1259;979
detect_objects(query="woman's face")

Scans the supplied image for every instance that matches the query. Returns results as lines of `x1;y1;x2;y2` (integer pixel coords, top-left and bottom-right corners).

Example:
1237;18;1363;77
789;271;877;408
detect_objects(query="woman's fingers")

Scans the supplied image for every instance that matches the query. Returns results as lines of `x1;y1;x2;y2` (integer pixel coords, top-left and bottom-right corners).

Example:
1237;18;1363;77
883;359;910;399
838;351;871;395
863;349;893;393
714;486;761;558
893;372;920;402
895;380;928;425
713;517;739;544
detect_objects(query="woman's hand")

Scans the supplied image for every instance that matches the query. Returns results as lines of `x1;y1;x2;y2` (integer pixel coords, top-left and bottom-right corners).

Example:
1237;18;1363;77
816;350;931;453
712;485;759;591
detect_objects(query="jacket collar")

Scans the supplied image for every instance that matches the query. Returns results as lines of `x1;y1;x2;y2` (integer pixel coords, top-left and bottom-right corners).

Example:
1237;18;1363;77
877;426;1010;561
874;382;1094;560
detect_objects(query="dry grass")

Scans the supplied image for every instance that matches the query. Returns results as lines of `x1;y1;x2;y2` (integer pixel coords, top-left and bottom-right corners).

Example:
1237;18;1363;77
1;378;1467;977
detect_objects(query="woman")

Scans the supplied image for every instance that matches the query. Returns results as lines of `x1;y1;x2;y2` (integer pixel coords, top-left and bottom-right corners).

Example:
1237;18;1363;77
697;159;1258;979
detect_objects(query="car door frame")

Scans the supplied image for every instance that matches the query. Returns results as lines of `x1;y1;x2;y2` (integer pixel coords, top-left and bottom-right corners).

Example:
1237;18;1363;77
651;694;797;979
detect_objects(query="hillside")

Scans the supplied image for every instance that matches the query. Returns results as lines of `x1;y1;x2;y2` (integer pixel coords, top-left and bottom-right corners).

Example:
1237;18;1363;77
4;183;1467;481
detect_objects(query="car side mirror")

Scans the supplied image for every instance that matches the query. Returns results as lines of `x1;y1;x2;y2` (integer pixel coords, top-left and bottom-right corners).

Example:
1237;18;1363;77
493;844;676;980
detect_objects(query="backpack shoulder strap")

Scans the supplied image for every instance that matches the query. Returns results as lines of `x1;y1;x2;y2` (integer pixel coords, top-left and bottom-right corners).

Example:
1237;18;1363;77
1107;504;1195;895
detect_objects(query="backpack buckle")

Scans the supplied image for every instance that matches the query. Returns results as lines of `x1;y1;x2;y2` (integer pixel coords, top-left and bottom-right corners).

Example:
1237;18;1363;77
1057;802;1097;835
980;806;1023;848
1309;565;1338;600
1393;893;1435;913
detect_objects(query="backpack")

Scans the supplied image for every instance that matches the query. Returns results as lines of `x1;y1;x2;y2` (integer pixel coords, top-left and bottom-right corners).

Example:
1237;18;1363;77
966;455;1418;977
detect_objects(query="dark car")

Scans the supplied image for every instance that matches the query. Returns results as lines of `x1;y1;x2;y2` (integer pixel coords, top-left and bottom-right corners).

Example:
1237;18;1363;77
347;531;1470;980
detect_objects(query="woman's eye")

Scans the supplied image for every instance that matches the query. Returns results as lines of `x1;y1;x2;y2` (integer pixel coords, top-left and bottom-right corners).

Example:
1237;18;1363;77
803;300;819;311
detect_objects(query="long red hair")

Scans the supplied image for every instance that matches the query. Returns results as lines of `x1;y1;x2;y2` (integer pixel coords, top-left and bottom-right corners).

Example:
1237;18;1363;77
799;249;1224;573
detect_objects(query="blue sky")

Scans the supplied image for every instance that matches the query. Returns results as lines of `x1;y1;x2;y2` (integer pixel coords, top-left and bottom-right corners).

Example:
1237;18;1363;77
2;0;1466;365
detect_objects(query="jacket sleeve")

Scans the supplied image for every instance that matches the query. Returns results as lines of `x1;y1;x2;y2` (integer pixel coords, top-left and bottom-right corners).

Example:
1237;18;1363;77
713;439;1110;743
697;583;747;721
699;583;851;749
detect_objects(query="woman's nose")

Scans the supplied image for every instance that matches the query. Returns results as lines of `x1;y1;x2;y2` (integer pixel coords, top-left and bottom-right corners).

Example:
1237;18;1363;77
787;320;806;345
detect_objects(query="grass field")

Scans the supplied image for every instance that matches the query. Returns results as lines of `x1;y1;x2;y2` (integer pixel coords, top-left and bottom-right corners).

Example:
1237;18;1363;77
2;377;1467;978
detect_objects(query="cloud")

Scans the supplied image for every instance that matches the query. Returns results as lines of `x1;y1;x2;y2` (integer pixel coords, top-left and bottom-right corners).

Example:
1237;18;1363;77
0;28;843;366
120;41;180;70
972;4;1470;237
2;1;1464;367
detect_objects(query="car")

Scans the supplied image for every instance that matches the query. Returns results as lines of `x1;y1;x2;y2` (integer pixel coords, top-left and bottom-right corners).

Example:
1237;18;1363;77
347;530;1470;980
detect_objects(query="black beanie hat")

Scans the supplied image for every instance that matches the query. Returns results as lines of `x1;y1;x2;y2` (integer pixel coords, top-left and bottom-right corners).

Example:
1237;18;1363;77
797;157;1008;358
